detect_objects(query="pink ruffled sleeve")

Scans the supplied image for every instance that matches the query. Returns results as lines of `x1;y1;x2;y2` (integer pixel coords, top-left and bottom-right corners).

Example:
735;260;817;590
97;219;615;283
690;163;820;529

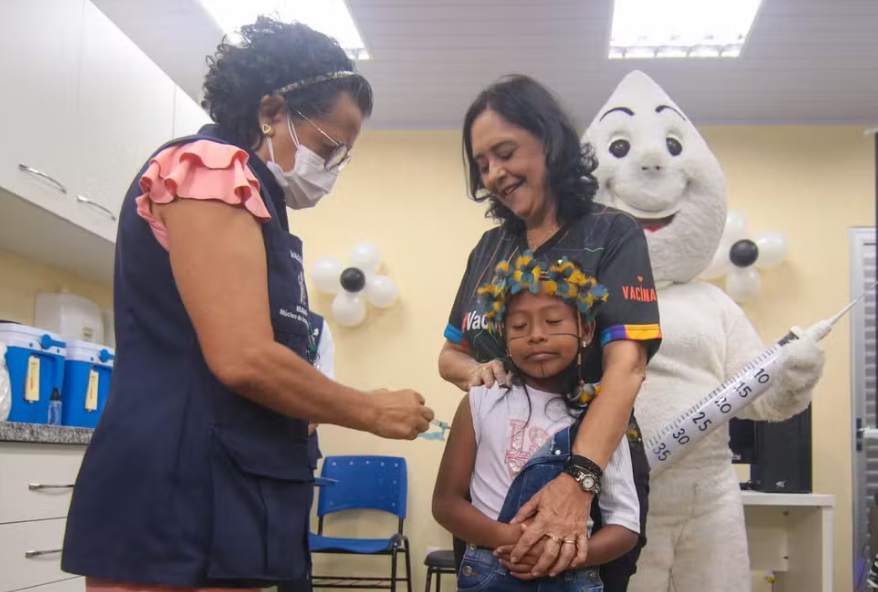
135;140;270;250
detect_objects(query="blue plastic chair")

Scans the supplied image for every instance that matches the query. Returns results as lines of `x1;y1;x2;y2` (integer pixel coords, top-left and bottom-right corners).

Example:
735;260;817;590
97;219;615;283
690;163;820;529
310;456;412;591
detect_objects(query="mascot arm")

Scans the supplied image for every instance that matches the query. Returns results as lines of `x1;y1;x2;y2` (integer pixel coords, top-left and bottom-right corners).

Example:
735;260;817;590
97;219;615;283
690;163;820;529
724;301;825;422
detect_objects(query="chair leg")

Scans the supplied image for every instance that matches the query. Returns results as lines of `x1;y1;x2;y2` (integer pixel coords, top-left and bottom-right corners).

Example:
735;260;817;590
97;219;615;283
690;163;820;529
424;568;432;592
403;540;413;592
390;546;399;592
435;570;441;592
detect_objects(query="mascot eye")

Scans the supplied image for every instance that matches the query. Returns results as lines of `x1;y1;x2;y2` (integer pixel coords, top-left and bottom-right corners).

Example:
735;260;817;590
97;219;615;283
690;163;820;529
666;137;683;156
609;139;630;158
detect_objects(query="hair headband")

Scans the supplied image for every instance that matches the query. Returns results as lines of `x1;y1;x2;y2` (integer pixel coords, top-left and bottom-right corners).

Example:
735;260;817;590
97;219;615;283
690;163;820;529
274;70;358;95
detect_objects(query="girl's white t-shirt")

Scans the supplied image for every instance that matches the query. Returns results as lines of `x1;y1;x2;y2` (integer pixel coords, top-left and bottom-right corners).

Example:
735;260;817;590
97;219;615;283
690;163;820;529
468;383;641;535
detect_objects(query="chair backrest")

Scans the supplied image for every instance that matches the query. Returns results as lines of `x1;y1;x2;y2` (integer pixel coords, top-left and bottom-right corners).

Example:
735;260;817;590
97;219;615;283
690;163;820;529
317;455;407;520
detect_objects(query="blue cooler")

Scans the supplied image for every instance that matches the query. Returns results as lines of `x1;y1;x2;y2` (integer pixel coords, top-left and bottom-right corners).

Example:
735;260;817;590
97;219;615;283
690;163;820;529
61;341;115;428
0;323;67;424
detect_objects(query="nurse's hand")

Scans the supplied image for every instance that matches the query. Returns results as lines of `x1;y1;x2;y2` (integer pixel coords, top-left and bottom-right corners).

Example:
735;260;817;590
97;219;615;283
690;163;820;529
369;389;434;440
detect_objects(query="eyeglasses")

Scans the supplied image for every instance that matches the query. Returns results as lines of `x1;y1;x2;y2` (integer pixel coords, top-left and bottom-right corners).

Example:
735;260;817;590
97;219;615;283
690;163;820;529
293;109;351;171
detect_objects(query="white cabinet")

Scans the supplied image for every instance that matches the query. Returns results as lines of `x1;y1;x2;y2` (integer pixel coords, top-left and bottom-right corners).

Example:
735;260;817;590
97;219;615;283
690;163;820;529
173;86;213;138
0;0;184;282
0;441;88;592
73;1;176;242
0;444;86;524
0;519;69;592
25;579;85;592
0;0;85;223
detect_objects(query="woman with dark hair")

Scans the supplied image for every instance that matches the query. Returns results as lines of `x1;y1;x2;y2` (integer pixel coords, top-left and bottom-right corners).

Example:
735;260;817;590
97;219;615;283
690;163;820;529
439;75;662;590
62;18;432;592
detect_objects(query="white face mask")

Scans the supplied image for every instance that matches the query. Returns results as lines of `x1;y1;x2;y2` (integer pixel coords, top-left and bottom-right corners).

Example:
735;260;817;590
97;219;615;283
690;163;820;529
265;117;339;210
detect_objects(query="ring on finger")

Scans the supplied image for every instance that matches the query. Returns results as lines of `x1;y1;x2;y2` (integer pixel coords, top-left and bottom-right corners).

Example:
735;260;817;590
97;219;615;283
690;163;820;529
544;533;563;545
561;540;577;546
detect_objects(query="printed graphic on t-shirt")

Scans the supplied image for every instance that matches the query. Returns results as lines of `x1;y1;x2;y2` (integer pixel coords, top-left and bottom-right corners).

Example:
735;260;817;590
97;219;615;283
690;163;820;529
504;420;551;477
620;275;657;302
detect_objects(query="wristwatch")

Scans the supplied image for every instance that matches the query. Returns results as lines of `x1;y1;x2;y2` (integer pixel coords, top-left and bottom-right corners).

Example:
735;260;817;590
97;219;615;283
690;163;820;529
563;455;603;495
562;465;602;495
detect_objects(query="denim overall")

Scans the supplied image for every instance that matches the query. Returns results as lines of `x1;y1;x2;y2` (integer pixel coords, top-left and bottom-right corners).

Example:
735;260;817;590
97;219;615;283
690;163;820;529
62;125;314;590
459;413;649;592
458;416;604;592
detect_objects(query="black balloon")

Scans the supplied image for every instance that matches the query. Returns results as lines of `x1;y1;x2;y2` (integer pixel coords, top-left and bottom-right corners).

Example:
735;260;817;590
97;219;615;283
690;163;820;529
729;239;759;268
340;267;367;292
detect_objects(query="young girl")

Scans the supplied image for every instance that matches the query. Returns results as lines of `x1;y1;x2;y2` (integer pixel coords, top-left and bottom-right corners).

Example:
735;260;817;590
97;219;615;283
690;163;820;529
433;252;640;591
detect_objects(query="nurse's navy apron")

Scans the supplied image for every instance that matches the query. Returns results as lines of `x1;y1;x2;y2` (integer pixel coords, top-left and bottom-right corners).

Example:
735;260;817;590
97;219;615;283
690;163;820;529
62;125;314;590
307;312;324;472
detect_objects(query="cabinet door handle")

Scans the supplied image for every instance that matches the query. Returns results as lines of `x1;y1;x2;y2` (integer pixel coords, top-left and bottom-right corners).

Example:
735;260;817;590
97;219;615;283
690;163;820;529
25;548;62;559
18;164;68;195
76;195;117;221
28;483;75;491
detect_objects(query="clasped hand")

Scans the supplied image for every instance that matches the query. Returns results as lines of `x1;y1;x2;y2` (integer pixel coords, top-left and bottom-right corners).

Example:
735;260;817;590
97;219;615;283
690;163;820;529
494;474;593;579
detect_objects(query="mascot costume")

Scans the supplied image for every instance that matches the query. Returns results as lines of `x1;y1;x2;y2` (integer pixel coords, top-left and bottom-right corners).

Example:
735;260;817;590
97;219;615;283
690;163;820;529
584;71;826;591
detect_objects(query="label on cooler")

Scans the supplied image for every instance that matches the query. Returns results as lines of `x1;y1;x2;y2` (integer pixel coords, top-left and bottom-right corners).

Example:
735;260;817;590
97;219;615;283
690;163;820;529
85;369;100;412
25;356;40;402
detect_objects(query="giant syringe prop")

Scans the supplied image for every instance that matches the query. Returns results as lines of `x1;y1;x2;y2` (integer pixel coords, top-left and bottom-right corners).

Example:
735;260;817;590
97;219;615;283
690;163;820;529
647;280;878;475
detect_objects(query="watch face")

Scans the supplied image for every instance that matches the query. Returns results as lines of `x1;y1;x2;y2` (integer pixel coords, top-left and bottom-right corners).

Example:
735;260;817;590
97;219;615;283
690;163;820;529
581;474;596;490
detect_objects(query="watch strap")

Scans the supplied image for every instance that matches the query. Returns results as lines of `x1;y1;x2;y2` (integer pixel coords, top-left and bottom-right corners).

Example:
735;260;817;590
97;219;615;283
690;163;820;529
568;454;604;478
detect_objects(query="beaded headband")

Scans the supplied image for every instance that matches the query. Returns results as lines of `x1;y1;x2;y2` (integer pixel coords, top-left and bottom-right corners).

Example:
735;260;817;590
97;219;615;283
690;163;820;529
274;70;358;95
477;251;608;330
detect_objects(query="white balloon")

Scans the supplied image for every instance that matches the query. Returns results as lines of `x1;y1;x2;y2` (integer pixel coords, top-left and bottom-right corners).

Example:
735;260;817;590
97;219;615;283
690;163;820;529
725;267;762;303
700;244;732;280
754;231;789;269
724;211;749;245
366;275;398;308
332;292;367;327
349;243;382;276
310;257;343;294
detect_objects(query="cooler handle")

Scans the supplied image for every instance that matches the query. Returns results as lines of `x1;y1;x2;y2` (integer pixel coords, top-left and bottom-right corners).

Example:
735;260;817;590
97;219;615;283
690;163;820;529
99;349;115;363
39;335;66;351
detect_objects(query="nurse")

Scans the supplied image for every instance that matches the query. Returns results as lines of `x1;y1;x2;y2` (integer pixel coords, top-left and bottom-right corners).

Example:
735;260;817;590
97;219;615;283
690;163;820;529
62;17;433;592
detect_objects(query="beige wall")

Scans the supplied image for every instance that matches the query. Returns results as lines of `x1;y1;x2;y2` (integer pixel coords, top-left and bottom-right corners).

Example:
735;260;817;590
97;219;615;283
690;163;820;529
0;248;112;325
0;125;872;590
295;126;875;590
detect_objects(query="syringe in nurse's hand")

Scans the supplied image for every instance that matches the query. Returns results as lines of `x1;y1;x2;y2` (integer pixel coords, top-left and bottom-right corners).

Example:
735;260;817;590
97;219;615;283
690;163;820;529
646;280;878;476
418;418;452;441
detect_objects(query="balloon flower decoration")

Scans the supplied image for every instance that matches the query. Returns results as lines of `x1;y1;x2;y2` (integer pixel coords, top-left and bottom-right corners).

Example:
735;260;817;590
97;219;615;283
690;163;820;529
700;211;789;303
309;243;399;327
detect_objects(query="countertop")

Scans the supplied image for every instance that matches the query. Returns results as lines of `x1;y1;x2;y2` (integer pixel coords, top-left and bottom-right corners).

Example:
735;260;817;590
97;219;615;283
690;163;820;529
0;421;93;445
740;490;835;508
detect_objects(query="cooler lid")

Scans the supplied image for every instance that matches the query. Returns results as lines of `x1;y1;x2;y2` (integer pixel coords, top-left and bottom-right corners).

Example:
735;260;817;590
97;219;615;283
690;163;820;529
0;323;66;355
66;340;115;366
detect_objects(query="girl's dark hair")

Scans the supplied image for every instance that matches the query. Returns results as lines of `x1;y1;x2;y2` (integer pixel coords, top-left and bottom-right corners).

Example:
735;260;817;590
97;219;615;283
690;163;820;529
462;75;599;231
202;17;373;148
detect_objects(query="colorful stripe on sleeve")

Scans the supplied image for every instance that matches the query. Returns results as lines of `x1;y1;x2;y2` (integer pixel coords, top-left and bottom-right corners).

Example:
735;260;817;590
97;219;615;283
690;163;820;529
444;323;464;345
600;324;662;347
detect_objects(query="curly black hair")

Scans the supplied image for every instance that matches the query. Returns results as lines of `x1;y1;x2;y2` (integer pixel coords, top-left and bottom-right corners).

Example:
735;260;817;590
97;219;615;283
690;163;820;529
462;75;599;232
202;16;373;148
